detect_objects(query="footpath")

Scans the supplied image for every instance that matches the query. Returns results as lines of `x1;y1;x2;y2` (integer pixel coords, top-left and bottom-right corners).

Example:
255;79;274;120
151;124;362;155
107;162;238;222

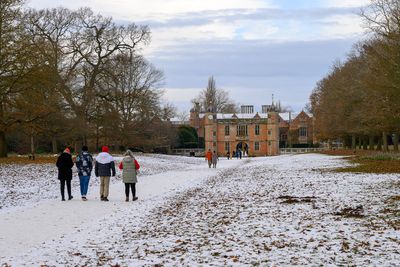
0;158;241;262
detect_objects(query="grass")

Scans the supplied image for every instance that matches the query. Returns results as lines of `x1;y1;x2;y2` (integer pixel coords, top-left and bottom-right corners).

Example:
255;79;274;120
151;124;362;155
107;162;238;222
0;155;57;164
322;150;400;174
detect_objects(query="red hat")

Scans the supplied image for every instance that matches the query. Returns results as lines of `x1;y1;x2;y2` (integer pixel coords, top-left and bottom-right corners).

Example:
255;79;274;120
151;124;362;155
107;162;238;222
102;146;109;152
64;148;71;154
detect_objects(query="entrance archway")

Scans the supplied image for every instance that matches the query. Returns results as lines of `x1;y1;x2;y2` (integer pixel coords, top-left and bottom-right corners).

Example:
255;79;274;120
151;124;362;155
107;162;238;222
236;142;249;156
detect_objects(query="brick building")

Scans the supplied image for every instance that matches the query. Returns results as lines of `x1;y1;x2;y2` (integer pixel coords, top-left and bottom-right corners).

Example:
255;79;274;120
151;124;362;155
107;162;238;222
278;111;315;147
190;105;280;156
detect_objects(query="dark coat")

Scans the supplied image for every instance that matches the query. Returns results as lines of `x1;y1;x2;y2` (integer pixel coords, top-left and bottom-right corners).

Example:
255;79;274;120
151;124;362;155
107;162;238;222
56;152;74;180
95;152;116;177
75;151;93;177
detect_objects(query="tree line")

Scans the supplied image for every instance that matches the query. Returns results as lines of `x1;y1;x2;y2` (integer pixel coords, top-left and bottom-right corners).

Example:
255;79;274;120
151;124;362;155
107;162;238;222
0;0;177;157
309;0;400;151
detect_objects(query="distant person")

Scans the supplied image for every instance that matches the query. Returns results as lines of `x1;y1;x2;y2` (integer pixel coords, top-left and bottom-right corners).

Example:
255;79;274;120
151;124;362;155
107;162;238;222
232;150;235;159
236;150;240;159
239;150;242;159
205;149;213;168
56;147;74;201
95;146;116;201
212;151;218;168
75;145;93;201
119;150;140;202
226;151;230;160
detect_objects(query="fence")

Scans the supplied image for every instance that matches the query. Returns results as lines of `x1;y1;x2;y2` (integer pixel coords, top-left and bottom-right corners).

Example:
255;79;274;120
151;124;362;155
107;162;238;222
171;148;205;157
280;147;326;154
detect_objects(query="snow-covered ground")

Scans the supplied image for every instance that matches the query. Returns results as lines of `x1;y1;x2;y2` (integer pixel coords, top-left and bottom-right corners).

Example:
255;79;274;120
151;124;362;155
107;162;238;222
0;154;399;266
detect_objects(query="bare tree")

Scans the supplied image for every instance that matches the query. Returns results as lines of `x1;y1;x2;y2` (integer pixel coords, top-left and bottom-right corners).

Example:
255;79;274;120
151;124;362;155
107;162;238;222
191;76;238;113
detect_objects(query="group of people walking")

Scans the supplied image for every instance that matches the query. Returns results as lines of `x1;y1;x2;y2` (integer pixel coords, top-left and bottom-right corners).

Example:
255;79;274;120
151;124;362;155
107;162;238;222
205;149;218;168
56;146;140;202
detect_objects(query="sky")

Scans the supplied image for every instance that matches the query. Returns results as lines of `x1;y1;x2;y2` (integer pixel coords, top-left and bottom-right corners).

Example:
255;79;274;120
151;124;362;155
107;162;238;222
27;0;371;113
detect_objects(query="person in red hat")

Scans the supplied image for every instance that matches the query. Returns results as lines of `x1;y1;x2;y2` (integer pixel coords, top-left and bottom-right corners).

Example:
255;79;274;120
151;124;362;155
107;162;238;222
56;147;74;201
95;146;115;201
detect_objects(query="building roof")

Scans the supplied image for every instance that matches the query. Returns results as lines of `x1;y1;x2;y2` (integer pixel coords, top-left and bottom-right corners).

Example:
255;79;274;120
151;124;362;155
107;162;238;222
170;117;190;125
216;113;269;120
279;112;312;121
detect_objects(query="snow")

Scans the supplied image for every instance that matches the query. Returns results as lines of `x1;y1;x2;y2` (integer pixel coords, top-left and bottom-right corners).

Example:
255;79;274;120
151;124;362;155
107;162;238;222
216;113;268;120
1;154;399;266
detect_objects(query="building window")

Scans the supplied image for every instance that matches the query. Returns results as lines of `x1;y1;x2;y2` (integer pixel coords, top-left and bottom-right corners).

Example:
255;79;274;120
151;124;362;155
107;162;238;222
255;142;260;151
225;125;230;136
268;141;271;146
268;130;271;135
237;125;248;136
255;125;260;135
213;131;216;137
225;142;230;152
299;127;308;137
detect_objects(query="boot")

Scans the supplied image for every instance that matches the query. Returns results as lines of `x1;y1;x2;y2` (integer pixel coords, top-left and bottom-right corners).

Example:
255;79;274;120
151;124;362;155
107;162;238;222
125;197;129;202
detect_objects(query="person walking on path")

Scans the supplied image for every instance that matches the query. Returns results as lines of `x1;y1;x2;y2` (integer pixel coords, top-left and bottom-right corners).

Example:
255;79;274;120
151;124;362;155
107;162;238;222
205;149;213;168
56;147;74;201
212;150;218;168
95;146;115;201
119;150;140;202
75;145;93;201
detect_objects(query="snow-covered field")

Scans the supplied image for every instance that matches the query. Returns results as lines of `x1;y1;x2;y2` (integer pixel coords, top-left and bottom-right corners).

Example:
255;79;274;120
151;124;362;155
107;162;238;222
0;154;399;266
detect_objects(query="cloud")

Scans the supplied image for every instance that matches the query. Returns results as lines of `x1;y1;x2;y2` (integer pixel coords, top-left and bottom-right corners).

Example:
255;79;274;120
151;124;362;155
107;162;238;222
28;0;367;112
28;0;272;21
323;0;370;8
156;38;358;111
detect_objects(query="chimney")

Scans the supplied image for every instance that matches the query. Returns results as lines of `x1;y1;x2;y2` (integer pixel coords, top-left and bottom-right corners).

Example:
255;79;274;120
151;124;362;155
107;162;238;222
241;105;254;114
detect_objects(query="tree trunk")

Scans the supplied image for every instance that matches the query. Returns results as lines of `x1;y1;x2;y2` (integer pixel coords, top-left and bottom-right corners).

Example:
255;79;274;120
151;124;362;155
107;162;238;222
369;135;374;150
351;134;356;150
382;132;388;152
74;141;79;154
358;136;362;149
52;137;58;154
0;130;7;157
30;132;35;160
393;133;399;152
363;136;368;150
376;138;382;151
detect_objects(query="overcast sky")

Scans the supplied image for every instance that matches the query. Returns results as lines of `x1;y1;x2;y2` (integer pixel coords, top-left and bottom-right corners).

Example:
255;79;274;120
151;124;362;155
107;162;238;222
27;0;371;113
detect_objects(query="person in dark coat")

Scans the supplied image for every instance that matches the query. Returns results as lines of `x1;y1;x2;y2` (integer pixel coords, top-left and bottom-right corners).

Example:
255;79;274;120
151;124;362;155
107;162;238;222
56;147;74;201
95;146;115;201
75;145;93;201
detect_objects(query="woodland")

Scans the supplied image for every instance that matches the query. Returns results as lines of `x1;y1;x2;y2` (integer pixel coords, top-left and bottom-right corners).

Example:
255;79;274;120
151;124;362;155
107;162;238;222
310;0;400;151
0;0;178;157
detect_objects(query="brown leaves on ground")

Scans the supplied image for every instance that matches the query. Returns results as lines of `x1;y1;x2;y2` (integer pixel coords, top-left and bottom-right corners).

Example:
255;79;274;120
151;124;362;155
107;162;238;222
278;195;316;204
334;205;365;218
380;195;400;230
0;156;57;165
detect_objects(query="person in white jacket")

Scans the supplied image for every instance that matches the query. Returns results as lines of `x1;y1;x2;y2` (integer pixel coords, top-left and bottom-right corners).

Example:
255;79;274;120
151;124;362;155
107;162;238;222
94;146;115;201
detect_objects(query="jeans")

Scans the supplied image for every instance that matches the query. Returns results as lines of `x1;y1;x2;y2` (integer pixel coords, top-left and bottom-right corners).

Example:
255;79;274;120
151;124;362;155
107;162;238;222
79;175;90;196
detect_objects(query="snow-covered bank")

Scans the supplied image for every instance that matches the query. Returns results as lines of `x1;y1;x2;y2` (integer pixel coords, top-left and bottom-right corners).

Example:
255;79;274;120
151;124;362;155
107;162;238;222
1;154;399;266
0;154;240;264
0;154;203;212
